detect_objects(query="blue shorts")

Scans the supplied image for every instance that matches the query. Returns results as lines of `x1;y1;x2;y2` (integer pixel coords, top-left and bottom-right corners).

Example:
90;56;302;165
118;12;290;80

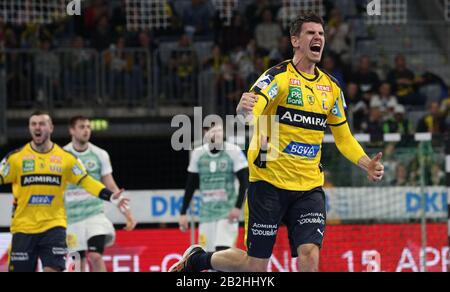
9;227;68;272
245;181;326;259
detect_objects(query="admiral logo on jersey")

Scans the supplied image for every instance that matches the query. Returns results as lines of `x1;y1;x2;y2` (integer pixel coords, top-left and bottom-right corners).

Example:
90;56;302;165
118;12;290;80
21;175;62;186
277;107;327;131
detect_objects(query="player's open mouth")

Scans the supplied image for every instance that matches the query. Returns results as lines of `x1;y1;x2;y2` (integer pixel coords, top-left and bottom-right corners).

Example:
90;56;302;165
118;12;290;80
310;44;322;54
34;133;42;138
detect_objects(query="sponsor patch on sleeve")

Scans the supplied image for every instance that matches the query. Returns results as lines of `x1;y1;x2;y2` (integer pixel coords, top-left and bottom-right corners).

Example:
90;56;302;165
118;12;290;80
72;165;84;176
0;159;10;177
268;83;278;99
331;100;343;118
255;75;274;91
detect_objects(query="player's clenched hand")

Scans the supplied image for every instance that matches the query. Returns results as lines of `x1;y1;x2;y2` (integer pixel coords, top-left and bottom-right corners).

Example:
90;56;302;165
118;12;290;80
228;208;241;223
237;93;258;115
179;215;189;232
367;152;384;182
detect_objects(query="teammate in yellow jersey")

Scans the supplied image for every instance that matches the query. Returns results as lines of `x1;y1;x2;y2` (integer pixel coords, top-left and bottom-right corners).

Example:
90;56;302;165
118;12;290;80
170;12;385;273
0;111;130;272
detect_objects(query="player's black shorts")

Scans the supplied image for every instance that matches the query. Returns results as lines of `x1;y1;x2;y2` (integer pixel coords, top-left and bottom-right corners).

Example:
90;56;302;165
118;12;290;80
77;235;107;259
9;227;68;272
245;181;326;259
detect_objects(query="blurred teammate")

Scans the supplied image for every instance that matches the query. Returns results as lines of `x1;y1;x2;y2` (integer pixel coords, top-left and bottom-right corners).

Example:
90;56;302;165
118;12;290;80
64;116;137;272
177;125;249;254
170;12;384;273
0;111;129;272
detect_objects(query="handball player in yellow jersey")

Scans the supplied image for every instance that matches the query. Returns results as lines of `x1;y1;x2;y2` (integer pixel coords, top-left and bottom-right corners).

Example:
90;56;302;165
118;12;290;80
170;12;384;272
0;111;129;272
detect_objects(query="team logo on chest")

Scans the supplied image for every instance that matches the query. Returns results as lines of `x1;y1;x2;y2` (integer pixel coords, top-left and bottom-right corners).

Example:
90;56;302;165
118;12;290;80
218;160;228;171
38;158;46;170
85;159;97;171
307;95;315;105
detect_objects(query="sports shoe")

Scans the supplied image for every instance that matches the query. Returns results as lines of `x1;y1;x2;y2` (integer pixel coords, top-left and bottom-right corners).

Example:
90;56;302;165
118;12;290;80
168;245;205;272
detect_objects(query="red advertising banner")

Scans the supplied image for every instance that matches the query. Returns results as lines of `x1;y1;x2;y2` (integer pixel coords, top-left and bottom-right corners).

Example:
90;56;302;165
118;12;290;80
1;224;448;272
102;224;449;272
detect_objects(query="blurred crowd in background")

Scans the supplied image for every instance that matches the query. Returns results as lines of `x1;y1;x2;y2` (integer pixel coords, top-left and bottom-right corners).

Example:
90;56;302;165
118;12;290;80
0;0;448;187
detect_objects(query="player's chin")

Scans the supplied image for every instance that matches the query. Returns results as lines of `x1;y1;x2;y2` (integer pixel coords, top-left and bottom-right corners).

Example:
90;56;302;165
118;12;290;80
32;137;44;145
310;54;322;63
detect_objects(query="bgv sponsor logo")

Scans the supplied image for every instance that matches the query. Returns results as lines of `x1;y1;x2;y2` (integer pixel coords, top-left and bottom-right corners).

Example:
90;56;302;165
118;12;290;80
28;195;55;205
283;142;321;158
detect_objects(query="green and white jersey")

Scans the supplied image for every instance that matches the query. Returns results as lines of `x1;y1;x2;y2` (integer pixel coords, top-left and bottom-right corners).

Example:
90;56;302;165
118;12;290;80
188;142;248;223
64;143;113;224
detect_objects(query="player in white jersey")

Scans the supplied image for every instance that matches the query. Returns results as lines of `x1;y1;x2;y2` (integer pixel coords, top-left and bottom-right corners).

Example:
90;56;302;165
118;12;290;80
64;116;137;272
177;125;249;254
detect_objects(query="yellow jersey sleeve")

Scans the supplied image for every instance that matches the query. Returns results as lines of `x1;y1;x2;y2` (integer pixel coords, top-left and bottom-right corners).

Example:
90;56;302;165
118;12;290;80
0;152;18;185
330;122;367;165
79;175;107;198
327;85;367;165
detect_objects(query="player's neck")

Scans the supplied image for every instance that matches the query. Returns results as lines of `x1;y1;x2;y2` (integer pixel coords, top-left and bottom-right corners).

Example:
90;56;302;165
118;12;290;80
292;55;316;75
31;140;54;153
208;143;224;154
72;140;89;153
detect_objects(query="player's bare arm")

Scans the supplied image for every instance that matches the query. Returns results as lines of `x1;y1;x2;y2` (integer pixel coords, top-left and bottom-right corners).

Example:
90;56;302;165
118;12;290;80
102;174;137;231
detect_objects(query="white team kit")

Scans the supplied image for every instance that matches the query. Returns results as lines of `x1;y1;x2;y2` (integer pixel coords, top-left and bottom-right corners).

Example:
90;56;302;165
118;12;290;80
64;143;115;252
188;142;248;251
198;219;240;252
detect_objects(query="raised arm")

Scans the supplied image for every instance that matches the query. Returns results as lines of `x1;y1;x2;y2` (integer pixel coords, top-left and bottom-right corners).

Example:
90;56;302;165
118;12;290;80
330;123;384;182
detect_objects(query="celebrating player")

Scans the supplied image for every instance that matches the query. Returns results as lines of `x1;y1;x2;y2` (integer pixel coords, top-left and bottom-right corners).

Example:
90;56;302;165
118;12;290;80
65;116;137;272
170;12;384;273
0;111;129;272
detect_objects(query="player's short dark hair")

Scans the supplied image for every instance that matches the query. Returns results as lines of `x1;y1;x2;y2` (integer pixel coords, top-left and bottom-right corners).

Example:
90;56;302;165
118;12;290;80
29;110;53;123
69;115;90;128
290;12;325;37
